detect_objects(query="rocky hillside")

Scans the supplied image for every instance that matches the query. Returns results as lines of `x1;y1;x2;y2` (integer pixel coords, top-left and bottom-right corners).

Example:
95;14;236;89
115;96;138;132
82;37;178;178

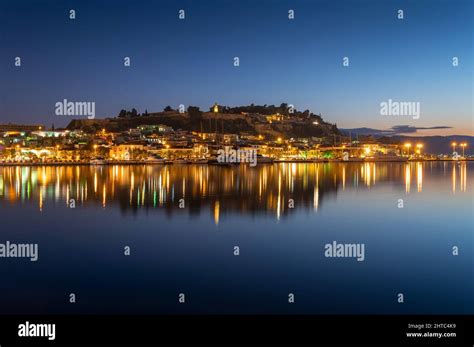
67;104;341;139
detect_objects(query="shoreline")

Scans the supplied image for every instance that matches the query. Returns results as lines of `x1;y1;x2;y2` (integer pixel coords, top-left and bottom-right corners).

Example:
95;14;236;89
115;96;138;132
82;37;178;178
0;158;472;167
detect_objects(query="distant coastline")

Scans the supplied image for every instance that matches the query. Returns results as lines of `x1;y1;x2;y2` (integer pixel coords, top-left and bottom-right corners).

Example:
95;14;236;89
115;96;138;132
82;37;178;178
1;158;472;167
1;105;471;166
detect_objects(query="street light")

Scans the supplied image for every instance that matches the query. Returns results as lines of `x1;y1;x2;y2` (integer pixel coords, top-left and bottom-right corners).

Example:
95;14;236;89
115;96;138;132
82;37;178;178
460;143;467;157
404;143;412;155
451;142;457;153
416;143;423;156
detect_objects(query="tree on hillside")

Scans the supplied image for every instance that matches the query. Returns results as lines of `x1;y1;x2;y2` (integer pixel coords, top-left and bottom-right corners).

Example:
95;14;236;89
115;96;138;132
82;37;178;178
164;106;173;112
118;109;127;118
187;106;202;121
131;108;138;118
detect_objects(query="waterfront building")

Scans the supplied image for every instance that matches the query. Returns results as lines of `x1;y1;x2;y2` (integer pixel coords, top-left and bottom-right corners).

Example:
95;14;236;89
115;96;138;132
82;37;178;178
109;144;146;160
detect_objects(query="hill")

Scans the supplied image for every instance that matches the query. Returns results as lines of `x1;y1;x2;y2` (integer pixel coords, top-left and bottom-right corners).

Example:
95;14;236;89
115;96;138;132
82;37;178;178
66;104;341;140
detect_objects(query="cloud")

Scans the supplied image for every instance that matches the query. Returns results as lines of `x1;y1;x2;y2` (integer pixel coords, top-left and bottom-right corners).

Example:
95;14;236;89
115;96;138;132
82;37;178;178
341;125;453;137
390;125;452;134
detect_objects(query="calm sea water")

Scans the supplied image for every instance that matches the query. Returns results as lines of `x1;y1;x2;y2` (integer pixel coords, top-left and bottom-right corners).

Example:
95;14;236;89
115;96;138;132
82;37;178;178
0;162;472;314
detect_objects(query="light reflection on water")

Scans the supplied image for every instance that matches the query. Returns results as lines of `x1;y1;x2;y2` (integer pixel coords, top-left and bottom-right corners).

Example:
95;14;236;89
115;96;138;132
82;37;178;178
0;162;472;314
0;162;470;221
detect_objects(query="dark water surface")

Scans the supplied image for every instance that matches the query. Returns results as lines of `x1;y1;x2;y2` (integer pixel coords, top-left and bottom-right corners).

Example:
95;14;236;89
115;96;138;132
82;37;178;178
0;162;472;314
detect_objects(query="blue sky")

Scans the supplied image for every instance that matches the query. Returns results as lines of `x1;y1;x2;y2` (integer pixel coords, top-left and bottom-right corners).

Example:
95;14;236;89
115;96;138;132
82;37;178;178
0;0;472;135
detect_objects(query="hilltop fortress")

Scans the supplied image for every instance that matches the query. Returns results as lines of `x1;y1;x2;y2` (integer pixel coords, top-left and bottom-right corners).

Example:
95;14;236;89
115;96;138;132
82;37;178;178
66;103;341;140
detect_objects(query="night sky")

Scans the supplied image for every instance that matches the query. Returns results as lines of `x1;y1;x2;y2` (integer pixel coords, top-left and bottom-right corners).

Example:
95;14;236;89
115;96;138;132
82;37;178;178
0;0;472;135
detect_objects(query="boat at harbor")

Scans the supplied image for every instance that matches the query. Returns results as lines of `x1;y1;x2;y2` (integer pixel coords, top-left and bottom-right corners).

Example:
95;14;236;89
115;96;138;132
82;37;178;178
146;156;165;164
365;155;408;162
256;155;274;164
170;159;189;164
90;159;105;165
190;158;208;164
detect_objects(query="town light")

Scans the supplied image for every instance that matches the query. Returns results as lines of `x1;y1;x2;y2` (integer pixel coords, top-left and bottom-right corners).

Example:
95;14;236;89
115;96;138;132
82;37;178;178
451;142;457;153
404;143;412;155
277;137;282;143
416;143;423;156
460;143;467;157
